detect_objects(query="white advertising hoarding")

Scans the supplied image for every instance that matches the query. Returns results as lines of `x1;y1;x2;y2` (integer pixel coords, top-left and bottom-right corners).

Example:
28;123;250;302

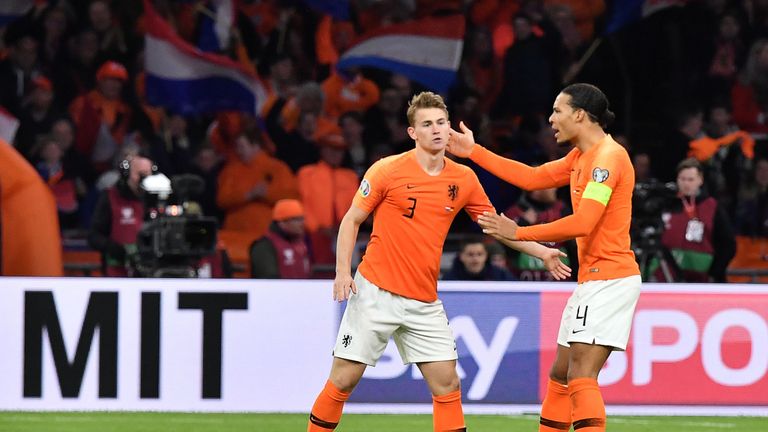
0;278;336;411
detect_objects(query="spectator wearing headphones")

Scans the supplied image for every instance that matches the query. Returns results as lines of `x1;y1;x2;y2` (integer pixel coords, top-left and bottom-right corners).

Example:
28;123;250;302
87;155;155;276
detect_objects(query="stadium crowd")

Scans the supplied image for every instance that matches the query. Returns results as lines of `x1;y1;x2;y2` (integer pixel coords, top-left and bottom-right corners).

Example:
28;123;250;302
1;0;767;282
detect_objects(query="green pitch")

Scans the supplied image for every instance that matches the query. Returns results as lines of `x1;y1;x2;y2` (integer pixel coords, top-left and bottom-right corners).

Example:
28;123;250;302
0;412;765;431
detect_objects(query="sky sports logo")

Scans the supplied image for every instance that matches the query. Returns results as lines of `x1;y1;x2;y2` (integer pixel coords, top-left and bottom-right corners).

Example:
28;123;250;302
347;292;541;404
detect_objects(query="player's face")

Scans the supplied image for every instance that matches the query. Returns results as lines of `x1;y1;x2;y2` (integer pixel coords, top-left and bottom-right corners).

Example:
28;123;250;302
408;107;450;154
548;93;579;146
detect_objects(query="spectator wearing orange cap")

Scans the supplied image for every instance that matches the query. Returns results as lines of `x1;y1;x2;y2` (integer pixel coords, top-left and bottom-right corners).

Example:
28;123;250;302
217;128;299;239
297;132;359;265
69;60;132;167
16;76;62;159
250;198;311;279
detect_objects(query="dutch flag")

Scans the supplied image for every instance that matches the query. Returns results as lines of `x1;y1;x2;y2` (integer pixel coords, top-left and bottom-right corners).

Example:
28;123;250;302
143;0;265;116
337;15;466;94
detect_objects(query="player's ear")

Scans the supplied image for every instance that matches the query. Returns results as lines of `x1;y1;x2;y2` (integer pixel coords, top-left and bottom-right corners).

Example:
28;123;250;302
407;126;416;140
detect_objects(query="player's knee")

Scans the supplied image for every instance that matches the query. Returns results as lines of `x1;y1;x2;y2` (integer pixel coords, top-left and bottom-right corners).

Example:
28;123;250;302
329;376;359;394
436;374;461;395
548;370;568;384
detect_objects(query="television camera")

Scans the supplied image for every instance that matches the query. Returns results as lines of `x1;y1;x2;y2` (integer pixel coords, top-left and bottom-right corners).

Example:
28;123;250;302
131;173;218;278
631;180;681;282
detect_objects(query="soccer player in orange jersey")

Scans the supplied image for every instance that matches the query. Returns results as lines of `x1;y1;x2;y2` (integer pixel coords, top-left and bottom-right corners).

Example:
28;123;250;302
447;83;641;432
307;92;572;432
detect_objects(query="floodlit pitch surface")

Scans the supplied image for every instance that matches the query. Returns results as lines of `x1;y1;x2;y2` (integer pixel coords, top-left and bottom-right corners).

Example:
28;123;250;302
0;412;765;432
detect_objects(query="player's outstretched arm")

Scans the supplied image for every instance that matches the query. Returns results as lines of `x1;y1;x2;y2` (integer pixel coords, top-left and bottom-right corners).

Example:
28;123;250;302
333;205;369;302
448;121;569;190
495;238;572;281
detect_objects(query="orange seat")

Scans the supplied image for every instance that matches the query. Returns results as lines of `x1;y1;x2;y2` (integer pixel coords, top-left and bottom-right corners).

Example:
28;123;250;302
62;249;103;277
727;236;768;283
217;229;261;278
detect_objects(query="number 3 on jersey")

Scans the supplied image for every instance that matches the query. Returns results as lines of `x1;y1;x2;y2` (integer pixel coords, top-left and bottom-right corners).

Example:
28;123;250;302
403;197;417;219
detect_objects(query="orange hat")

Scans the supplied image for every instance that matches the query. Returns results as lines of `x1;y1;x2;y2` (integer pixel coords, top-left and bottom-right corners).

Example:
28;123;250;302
272;199;304;221
318;132;347;149
96;61;128;81
32;76;53;91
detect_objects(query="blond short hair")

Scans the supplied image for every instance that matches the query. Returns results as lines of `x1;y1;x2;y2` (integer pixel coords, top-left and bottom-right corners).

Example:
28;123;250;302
406;91;449;126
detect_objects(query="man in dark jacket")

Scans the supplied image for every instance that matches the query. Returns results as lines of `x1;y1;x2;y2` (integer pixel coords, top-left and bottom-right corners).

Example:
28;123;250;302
443;236;515;281
250;199;311;279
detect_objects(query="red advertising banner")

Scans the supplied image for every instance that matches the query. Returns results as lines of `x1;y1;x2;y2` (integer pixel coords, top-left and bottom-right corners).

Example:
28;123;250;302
540;290;768;405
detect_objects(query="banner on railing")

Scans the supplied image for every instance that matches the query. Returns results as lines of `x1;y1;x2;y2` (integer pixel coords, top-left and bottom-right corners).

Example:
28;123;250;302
0;278;766;412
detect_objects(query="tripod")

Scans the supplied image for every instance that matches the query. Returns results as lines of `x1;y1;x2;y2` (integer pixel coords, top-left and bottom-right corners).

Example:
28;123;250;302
634;236;681;282
631;221;683;282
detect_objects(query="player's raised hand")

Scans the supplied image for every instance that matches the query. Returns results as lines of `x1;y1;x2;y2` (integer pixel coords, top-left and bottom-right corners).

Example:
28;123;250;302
446;121;476;158
541;249;572;280
478;211;519;240
333;273;357;302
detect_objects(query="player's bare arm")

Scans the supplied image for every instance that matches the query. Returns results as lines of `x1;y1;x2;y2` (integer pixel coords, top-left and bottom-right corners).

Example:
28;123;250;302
497;238;572;280
446;121;476;158
333;205;369;302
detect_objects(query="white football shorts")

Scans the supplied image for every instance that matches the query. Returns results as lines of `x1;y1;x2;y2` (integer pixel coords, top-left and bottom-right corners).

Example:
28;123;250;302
557;274;641;351
333;272;457;366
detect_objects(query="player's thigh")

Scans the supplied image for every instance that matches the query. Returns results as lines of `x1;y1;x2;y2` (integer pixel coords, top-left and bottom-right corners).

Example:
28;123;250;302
333;273;400;366
567;342;612;380
394;298;457;364
328;357;368;393
549;344;570;384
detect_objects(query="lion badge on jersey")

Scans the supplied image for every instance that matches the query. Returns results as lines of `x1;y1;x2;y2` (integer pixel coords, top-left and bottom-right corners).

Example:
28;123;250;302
448;184;459;201
359;179;371;197
592;167;609;183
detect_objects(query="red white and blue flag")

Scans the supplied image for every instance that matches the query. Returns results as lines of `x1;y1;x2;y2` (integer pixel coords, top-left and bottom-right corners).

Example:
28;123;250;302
143;0;265;116
604;0;687;34
196;0;235;53
337;15;465;94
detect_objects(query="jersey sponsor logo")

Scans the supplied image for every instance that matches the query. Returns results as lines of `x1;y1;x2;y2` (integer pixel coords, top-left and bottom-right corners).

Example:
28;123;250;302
359;179;371;197
406;184;417;189
592;167;609;183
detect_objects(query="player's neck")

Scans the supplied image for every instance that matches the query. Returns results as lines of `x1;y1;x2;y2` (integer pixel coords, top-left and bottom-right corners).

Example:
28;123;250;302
572;127;607;153
414;147;446;175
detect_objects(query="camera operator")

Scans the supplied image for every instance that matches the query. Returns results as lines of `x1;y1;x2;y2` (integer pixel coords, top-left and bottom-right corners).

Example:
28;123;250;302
659;158;736;282
88;155;154;276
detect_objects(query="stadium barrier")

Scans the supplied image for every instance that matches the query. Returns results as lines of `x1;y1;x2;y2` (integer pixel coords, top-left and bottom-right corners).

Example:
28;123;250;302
1;278;766;415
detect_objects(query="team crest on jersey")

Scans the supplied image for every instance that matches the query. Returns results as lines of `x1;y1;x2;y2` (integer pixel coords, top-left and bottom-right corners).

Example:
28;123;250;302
359;179;371;197
592;167;609;183
448;184;459;201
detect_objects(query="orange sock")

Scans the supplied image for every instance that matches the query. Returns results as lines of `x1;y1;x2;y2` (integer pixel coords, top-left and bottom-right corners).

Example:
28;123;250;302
432;390;466;432
539;379;571;431
307;380;350;432
569;377;606;431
